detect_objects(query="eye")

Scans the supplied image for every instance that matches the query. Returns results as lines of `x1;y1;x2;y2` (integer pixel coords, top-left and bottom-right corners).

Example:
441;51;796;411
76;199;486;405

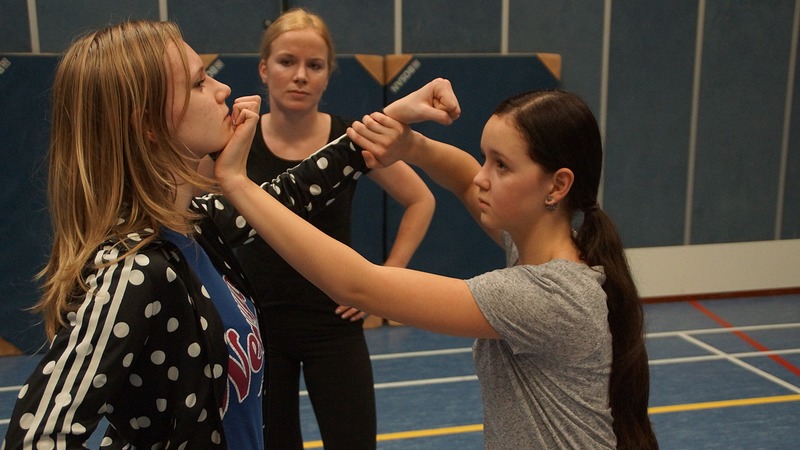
194;77;206;88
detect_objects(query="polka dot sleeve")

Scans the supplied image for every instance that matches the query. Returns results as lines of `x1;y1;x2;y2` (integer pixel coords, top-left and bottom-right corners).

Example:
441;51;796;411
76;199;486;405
198;134;369;248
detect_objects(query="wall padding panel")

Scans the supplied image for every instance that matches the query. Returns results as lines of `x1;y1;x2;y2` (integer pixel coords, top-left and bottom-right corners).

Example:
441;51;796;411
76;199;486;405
0;55;58;352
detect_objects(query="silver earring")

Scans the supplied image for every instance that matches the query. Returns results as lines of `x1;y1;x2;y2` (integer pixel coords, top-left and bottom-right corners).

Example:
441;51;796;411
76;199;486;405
545;196;557;211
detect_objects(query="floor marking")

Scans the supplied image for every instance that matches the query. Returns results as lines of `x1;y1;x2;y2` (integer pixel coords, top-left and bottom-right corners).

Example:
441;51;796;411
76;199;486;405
690;300;800;377
300;395;800;448
647;322;800;338
648;394;800;414
679;333;800;393
370;347;472;360
650;348;800;365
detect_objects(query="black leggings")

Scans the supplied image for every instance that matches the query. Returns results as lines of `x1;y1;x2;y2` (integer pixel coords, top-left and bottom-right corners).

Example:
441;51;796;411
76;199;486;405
263;330;376;450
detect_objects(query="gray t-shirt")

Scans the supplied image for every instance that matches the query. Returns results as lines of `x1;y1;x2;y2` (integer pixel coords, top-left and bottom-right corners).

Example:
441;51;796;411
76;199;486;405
465;234;615;449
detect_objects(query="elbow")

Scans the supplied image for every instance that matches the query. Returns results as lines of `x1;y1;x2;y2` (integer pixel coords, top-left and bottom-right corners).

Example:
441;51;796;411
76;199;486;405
421;189;436;222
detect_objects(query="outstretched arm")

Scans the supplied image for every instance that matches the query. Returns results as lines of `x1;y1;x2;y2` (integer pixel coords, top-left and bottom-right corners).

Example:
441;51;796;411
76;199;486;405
215;166;496;338
213;81;498;339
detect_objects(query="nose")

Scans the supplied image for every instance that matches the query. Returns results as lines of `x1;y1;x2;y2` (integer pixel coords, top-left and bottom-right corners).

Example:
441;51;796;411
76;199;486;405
473;164;490;190
293;65;307;83
214;78;232;102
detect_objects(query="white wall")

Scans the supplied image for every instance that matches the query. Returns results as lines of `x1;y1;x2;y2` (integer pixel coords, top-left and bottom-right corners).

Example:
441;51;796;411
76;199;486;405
626;239;800;299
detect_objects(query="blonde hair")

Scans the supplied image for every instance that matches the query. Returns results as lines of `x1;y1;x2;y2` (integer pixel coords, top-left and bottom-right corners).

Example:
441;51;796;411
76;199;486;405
260;7;337;74
37;20;211;338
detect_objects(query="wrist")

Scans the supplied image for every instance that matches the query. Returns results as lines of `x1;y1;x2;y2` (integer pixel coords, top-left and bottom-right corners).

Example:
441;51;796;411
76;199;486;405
217;173;252;198
382;102;402;122
405;131;427;164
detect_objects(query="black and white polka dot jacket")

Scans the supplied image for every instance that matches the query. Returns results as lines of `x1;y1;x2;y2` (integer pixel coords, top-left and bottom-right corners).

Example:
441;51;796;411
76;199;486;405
2;136;368;450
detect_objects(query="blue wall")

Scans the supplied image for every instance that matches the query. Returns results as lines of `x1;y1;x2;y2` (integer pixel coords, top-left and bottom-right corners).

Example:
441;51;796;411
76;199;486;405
1;0;799;350
2;0;797;241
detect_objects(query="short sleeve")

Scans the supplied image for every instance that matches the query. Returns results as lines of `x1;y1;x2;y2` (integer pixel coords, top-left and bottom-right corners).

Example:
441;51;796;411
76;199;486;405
467;262;608;359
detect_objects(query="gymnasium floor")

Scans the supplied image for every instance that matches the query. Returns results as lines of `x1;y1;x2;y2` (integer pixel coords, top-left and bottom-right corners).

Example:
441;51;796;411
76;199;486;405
1;294;798;449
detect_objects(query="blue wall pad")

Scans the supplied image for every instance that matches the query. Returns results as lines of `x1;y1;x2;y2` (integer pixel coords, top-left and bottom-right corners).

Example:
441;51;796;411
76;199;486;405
0;55;58;352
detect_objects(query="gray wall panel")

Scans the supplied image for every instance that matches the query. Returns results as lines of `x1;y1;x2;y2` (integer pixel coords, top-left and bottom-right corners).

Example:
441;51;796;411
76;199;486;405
508;0;605;112
692;0;795;244
169;0;277;54
604;1;697;248
37;0;158;53
292;0;395;54
783;45;800;239
0;0;32;52
402;0;500;53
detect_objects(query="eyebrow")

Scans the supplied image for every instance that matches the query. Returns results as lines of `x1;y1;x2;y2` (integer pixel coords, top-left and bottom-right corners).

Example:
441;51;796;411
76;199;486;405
190;63;205;82
482;148;504;159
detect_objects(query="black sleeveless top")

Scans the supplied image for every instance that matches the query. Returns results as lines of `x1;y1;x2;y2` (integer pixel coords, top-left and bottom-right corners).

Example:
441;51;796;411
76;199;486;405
236;114;363;335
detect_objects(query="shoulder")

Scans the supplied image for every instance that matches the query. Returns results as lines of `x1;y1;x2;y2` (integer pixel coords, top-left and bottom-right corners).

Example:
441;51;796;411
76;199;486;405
469;261;603;299
466;261;606;324
89;238;184;298
468;262;608;354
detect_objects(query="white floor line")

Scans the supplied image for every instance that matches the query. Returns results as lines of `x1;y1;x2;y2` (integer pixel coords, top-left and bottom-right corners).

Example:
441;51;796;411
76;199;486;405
370;347;472;360
646;322;800;338
679;333;800;394
649;348;800;365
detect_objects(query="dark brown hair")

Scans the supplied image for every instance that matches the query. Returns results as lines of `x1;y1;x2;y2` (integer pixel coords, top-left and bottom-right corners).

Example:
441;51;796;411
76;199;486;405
494;90;659;449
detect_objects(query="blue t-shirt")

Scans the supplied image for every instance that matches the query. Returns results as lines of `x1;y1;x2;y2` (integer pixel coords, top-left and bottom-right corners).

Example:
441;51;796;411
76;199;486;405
162;229;265;450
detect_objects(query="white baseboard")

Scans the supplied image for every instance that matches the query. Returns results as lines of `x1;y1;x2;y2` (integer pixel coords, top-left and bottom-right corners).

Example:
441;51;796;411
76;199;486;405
625;239;800;299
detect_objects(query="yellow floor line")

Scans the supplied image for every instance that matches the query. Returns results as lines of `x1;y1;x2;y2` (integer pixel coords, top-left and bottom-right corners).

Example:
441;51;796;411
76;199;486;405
302;394;800;448
647;393;800;414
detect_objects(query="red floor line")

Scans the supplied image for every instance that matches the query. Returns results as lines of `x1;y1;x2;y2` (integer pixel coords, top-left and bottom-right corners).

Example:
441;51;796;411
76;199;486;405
689;300;800;377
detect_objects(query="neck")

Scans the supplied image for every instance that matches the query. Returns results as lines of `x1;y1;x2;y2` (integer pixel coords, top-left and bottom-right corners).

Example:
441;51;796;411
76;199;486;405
265;103;325;139
175;180;195;211
262;107;330;160
511;217;581;266
174;156;200;211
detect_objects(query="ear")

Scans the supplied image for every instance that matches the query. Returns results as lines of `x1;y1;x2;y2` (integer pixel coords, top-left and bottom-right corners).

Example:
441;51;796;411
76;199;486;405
132;108;158;143
258;60;268;84
548;168;574;203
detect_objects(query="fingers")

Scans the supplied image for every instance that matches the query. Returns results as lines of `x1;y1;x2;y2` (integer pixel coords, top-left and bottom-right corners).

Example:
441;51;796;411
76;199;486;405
347;115;408;167
217;108;258;167
360;151;386;169
362;112;402;136
335;306;368;321
347;129;388;167
349;114;399;148
429;78;461;123
231;95;261;125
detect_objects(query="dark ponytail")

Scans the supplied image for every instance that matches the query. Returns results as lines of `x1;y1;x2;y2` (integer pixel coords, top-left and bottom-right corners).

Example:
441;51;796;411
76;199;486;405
495;90;658;449
578;209;658;449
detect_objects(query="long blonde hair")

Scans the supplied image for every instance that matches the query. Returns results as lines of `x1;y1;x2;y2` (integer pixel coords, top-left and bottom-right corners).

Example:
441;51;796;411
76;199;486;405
260;7;337;75
37;20;210;338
